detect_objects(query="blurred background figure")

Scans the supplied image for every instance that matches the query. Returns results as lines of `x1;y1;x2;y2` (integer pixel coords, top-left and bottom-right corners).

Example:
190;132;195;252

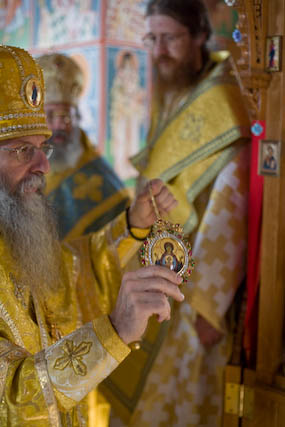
102;1;250;426
38;53;129;240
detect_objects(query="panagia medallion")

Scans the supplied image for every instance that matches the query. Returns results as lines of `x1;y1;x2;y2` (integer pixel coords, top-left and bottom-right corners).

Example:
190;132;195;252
140;186;195;282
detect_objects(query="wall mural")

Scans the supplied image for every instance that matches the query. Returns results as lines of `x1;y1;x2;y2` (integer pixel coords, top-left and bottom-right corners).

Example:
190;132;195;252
0;0;31;48
63;45;101;147
0;0;236;186
106;46;148;184
106;0;148;43
34;0;100;47
0;0;149;186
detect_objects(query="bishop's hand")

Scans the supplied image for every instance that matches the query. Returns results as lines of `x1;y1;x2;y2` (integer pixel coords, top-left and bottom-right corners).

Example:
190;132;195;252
128;179;177;229
109;265;184;345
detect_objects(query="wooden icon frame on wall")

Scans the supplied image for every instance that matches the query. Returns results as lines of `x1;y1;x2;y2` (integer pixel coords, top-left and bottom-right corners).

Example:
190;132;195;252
258;139;281;177
265;36;282;72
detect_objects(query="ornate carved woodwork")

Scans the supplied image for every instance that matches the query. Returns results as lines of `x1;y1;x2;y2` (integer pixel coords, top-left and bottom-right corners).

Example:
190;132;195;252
224;0;285;385
226;0;271;119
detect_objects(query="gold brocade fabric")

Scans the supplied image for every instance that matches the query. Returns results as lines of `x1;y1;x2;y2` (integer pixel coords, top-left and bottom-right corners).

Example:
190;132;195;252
0;212;142;426
0;45;52;142
131;52;250;234
103;53;250;426
107;147;249;427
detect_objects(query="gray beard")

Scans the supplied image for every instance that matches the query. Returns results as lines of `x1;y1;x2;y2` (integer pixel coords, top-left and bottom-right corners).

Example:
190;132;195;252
0;174;61;300
49;126;83;173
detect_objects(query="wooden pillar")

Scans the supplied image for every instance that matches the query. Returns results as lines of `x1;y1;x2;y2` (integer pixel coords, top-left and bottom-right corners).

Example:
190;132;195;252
257;0;285;384
229;0;285;384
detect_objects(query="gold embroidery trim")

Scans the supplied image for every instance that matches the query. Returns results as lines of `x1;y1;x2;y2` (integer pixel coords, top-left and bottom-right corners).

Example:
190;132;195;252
54;340;92;377
61;244;82;329
34;350;62;427
0;359;8;402
92;316;130;363
32;294;50;349
0;302;24;347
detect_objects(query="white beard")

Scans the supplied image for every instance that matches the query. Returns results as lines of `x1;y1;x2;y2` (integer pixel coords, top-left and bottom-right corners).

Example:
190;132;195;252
0;174;61;298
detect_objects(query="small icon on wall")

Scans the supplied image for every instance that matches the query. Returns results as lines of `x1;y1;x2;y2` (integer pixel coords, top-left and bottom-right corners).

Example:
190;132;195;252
258;140;281;177
265;36;282;72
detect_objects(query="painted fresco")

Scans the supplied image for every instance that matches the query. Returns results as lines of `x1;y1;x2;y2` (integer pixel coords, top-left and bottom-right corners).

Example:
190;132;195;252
0;0;236;187
34;0;100;47
105;46;148;184
63;45;101;146
106;0;147;43
0;0;31;48
0;0;151;186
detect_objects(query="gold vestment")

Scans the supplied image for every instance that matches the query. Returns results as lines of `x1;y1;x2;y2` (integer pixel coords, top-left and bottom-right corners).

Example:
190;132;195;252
0;213;143;426
103;53;251;426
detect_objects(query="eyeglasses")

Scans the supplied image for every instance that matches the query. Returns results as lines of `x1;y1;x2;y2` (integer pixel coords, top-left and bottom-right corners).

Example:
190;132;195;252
0;143;54;164
46;109;78;126
142;32;189;50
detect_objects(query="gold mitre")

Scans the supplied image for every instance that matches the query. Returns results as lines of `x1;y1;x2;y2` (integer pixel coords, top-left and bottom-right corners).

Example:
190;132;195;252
0;45;52;142
37;53;84;106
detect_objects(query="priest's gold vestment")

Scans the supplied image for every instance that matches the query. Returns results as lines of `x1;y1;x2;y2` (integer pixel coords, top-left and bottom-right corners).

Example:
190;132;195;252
104;53;250;427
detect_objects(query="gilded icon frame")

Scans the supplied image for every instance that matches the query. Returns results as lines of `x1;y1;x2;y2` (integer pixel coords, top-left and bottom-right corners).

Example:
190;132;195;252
140;220;194;282
258;139;281;177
